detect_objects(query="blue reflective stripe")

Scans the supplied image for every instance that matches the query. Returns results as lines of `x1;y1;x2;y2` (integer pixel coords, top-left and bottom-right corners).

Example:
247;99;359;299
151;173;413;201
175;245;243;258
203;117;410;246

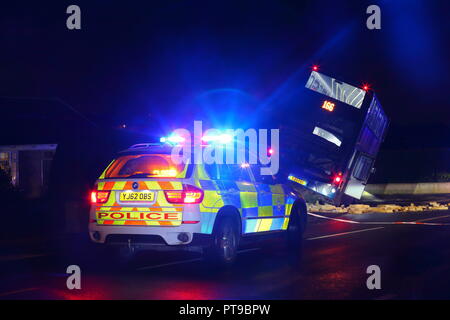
258;192;273;206
216;180;238;191
269;217;284;230
242;207;258;218
199;179;215;190
200;212;215;234
272;204;285;216
286;196;295;204
244;219;258;233
257;183;271;192
222;193;241;208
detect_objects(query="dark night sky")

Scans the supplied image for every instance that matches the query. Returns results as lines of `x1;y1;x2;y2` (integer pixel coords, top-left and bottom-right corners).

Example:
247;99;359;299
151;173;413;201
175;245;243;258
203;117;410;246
1;0;450;149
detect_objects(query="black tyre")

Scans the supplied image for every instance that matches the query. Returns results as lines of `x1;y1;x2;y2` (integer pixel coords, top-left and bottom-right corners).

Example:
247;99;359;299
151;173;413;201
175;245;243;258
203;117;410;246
287;205;306;249
206;216;239;265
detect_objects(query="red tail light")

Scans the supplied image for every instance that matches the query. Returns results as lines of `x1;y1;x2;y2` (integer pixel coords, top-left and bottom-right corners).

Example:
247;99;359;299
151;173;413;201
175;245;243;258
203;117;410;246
91;190;110;204
332;172;343;185
164;184;204;204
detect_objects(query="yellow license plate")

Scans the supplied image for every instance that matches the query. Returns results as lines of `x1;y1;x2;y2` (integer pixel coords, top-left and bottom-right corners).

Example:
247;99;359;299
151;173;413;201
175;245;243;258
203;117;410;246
288;175;307;186
120;191;155;202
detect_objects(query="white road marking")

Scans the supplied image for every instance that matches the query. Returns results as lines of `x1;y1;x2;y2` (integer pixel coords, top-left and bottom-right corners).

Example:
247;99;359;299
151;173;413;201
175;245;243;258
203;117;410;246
0;253;49;262
0;287;39;297
136;258;202;271
308;212;450;226
306;227;385;240
415;214;450;222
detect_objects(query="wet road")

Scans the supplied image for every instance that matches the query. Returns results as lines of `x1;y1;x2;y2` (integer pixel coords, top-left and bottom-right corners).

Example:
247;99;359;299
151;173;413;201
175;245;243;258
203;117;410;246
2;211;450;299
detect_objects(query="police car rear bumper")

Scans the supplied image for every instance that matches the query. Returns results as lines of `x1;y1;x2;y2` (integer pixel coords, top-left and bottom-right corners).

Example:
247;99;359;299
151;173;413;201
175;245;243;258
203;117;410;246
88;223;207;247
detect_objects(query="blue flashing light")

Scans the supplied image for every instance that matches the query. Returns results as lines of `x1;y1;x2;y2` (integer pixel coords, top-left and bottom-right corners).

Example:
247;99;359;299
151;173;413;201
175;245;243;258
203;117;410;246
201;133;233;144
168;135;185;143
160;134;185;144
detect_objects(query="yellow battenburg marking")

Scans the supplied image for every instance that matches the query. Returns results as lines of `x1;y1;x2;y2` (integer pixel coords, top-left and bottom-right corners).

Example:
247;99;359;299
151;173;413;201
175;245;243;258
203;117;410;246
144;181;162;190
269;184;284;194
254;219;262;232
202;190;224;209
176;162;190;178
98;160;115;179
258;218;273;232
156;190;172;206
113;181;126;190
258;206;273;217
169;181;183;189
196;164;210;180
272;193;284;206
237;182;257;192
281;203;293;230
103;191;116;206
257;206;274;231
285;203;293;216
136;207;151;212
240;192;258;208
282;217;290;230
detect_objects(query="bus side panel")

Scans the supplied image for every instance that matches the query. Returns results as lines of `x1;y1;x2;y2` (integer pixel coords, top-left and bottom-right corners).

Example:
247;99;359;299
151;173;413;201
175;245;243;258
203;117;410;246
343;94;388;199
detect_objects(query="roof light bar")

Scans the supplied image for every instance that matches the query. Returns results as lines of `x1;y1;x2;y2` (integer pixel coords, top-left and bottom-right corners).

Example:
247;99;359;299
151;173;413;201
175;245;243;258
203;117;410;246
201;133;233;144
160;135;186;144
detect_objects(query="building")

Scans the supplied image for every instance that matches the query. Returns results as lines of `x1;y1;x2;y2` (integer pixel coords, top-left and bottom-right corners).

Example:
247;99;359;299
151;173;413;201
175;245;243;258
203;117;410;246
0;144;57;198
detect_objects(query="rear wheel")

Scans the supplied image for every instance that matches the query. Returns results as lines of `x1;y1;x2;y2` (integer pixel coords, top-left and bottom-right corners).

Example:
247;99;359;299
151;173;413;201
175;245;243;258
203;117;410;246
206;216;239;265
287;205;306;250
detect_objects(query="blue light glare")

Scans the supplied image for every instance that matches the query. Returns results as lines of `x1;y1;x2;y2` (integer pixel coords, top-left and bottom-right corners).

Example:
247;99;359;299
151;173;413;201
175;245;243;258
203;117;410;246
201;133;233;144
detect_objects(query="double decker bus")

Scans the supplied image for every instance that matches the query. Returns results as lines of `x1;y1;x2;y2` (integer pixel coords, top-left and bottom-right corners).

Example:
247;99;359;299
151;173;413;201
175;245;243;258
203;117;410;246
278;70;389;205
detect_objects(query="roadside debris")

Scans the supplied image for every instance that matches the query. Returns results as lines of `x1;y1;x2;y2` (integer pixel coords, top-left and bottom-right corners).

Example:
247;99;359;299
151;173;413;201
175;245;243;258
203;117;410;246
307;201;449;214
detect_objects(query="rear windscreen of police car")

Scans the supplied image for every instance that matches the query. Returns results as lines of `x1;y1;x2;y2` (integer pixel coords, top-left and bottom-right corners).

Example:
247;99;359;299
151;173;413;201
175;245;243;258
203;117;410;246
104;154;187;178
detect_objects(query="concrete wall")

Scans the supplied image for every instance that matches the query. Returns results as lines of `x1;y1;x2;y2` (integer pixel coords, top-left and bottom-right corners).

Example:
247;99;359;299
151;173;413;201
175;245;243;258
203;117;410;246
366;182;450;195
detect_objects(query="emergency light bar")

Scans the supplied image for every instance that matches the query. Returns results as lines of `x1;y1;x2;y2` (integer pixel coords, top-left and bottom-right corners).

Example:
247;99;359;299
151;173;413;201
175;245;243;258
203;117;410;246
160;135;186;144
201;133;233;144
160;132;234;145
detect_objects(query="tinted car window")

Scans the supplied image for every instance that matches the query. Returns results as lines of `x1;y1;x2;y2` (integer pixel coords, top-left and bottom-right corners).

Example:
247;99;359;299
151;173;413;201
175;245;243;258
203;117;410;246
105;154;188;178
251;164;279;184
204;163;219;180
218;164;252;182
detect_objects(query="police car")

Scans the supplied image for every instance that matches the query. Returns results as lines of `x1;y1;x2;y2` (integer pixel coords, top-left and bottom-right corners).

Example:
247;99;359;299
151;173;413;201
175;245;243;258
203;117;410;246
89;140;307;265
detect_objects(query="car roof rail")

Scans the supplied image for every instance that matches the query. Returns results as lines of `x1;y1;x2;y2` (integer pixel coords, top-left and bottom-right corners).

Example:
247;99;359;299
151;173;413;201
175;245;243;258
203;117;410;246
128;143;161;149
